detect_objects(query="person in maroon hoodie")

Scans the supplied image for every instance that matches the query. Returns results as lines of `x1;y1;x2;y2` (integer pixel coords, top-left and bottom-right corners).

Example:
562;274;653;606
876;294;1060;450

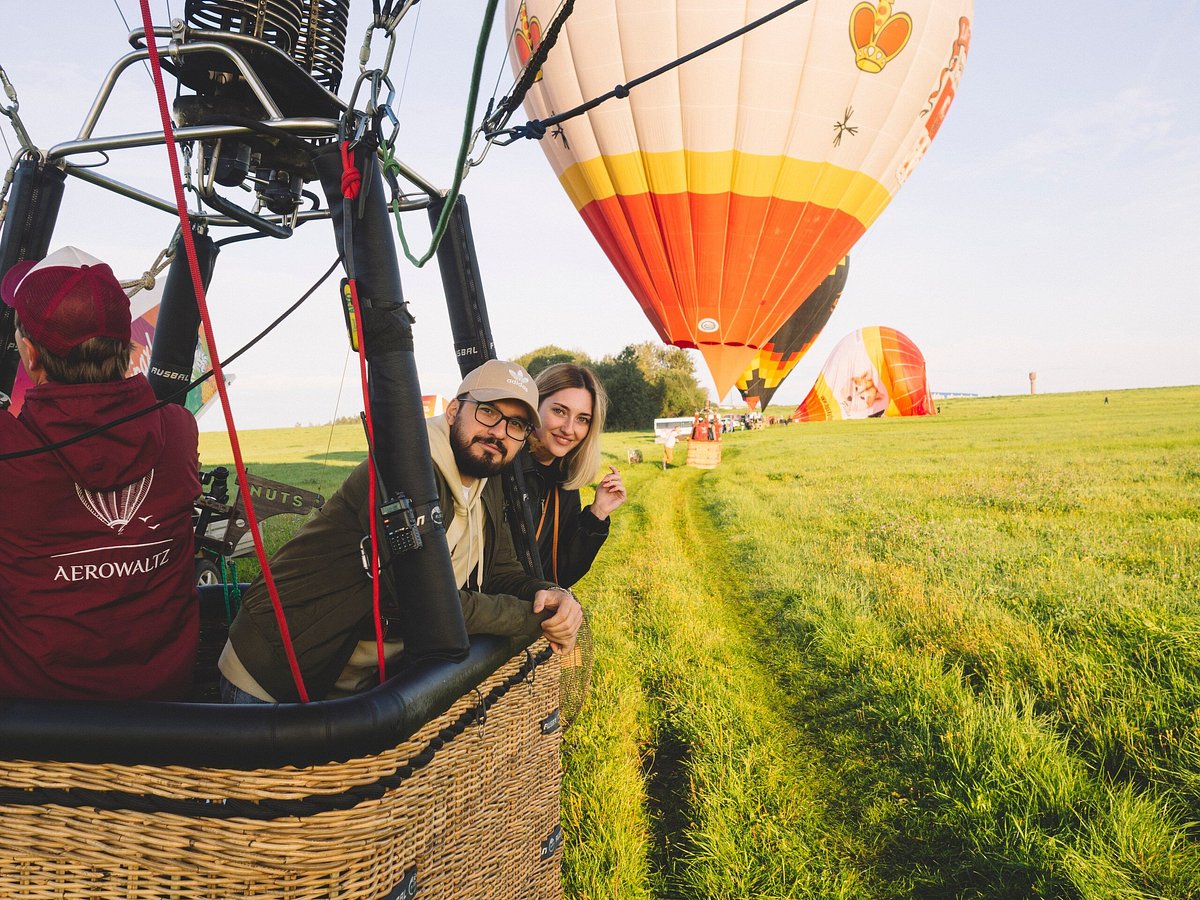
0;247;200;701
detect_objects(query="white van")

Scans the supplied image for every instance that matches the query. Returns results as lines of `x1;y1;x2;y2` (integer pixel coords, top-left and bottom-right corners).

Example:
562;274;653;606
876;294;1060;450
653;416;694;440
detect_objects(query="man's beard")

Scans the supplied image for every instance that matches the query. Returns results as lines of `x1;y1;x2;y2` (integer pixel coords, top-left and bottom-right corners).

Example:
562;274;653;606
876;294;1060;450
451;417;510;478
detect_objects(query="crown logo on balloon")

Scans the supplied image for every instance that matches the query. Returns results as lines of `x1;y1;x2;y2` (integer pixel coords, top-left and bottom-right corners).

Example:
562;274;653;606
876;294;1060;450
515;1;544;83
849;1;913;73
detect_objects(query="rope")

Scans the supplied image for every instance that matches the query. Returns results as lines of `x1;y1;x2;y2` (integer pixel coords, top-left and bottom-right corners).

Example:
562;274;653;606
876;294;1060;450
533;486;560;584
385;0;500;267
0;645;555;819
120;232;179;298
139;0;311;702
219;557;241;622
488;0;811;144
339;140;362;199
483;0;575;136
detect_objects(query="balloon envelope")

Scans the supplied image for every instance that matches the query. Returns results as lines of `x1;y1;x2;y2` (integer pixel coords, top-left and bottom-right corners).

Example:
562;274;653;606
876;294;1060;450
793;325;934;421
737;256;848;410
507;0;972;392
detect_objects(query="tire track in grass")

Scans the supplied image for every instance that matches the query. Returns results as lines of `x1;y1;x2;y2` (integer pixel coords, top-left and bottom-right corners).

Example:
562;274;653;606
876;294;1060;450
627;460;870;898
637;468;708;897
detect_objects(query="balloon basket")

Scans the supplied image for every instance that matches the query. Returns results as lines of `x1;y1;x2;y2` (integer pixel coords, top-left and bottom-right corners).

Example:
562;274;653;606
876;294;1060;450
686;440;722;469
0;589;565;900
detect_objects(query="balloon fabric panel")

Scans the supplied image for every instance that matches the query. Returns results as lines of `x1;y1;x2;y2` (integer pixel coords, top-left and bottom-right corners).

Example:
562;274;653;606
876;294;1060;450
878;325;935;415
737;257;848;409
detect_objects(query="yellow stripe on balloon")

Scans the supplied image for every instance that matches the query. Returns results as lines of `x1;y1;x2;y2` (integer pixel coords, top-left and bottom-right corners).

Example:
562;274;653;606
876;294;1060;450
558;150;892;228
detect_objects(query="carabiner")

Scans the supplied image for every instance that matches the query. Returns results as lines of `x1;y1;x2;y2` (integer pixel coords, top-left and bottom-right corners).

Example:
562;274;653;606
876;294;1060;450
0;65;35;152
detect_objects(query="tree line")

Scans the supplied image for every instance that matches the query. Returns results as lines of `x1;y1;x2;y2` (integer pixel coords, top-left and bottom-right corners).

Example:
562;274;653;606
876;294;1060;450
321;343;708;432
515;342;708;432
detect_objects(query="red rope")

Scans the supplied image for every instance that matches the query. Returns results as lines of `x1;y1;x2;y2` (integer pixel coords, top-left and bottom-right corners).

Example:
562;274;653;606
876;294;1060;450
340;141;362;200
346;275;387;684
137;0;309;702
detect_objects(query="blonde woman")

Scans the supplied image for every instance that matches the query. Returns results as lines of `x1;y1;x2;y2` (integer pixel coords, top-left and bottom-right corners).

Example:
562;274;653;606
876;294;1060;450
517;363;626;587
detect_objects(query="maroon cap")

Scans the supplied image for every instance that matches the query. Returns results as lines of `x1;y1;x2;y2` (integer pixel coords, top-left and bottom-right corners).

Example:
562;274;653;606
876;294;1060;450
1;246;131;355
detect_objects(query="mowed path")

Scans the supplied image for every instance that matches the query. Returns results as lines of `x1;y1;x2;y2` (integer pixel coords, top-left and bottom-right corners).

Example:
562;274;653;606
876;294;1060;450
563;454;870;900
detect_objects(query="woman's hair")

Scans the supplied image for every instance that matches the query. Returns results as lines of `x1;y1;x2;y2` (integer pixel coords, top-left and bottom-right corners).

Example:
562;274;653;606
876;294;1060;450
13;312;132;384
534;363;607;491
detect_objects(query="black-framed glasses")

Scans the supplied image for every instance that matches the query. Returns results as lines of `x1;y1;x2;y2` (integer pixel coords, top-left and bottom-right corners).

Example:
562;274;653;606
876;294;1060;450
463;398;534;441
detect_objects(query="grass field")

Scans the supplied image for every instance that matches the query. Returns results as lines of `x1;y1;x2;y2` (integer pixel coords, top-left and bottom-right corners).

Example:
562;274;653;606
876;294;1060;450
200;386;1200;898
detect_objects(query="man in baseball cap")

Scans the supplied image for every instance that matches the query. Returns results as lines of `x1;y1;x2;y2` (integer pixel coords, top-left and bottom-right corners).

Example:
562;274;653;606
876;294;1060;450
219;359;582;703
0;247;201;701
446;357;541;478
2;246;132;365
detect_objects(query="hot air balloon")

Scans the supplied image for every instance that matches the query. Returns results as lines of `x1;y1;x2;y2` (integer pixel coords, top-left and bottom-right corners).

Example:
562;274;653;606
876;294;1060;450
505;0;971;393
793;325;934;421
737;256;848;410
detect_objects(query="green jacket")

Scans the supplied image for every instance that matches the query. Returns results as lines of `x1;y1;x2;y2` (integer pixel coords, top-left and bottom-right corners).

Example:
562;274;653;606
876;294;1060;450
226;459;556;701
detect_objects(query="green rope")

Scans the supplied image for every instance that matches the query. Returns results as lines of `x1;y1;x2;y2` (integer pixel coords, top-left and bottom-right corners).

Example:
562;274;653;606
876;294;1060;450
386;0;500;267
220;557;241;621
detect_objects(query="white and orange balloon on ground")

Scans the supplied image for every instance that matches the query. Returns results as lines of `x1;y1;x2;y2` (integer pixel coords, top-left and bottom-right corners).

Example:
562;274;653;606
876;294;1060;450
506;0;972;393
792;325;934;421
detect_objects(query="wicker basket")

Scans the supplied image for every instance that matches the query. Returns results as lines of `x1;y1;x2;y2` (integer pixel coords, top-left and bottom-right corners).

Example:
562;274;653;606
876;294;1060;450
686;439;723;469
0;645;562;899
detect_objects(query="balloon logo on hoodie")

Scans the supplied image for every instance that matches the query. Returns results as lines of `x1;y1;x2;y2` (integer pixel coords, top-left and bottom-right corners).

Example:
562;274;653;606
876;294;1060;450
75;470;155;534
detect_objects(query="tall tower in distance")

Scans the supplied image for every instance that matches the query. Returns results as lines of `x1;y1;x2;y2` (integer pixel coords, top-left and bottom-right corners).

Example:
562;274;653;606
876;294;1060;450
1029;372;1037;395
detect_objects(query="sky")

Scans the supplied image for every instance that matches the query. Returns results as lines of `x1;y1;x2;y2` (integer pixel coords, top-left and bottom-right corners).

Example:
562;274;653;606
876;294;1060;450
1;0;1197;430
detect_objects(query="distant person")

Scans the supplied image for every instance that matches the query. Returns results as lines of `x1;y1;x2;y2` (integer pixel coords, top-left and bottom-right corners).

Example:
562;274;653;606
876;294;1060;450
660;425;679;469
219;360;583;703
514;363;626;588
0;247;200;700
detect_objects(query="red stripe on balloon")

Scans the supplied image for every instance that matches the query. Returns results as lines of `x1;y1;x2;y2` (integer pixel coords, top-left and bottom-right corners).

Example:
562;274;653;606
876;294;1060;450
576;192;863;378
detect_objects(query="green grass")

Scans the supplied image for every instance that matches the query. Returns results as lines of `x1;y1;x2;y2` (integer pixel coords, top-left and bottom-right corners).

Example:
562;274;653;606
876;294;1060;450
197;423;366;580
568;387;1200;898
200;387;1200;897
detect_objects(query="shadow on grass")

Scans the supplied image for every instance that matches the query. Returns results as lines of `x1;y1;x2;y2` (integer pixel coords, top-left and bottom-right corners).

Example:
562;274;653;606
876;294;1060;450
305;450;367;463
640;720;695;899
741;584;1071;899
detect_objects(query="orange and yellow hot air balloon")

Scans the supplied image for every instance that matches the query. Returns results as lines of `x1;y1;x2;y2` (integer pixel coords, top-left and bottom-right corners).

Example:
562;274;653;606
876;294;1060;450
737;256;848;410
506;0;971;393
792;325;934;421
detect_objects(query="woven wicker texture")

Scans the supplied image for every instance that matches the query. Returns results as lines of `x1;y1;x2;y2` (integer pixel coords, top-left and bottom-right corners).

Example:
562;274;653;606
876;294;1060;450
0;645;563;899
559;611;594;730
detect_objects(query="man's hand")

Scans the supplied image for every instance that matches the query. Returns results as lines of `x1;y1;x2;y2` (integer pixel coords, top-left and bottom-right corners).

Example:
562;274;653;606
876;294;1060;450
533;587;583;654
589;465;627;521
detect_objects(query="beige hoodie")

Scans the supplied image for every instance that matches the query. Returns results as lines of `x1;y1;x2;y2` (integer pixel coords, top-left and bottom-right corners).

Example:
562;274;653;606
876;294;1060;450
426;414;487;590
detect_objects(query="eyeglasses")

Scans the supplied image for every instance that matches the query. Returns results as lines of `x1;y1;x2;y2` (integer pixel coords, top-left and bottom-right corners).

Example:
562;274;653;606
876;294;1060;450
463;398;534;441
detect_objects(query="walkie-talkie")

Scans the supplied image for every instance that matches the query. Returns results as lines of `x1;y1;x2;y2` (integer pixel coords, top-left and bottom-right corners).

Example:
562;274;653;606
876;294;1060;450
359;413;423;555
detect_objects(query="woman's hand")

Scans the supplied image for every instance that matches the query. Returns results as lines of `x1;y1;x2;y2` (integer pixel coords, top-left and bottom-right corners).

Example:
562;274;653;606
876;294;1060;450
590;465;627;520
